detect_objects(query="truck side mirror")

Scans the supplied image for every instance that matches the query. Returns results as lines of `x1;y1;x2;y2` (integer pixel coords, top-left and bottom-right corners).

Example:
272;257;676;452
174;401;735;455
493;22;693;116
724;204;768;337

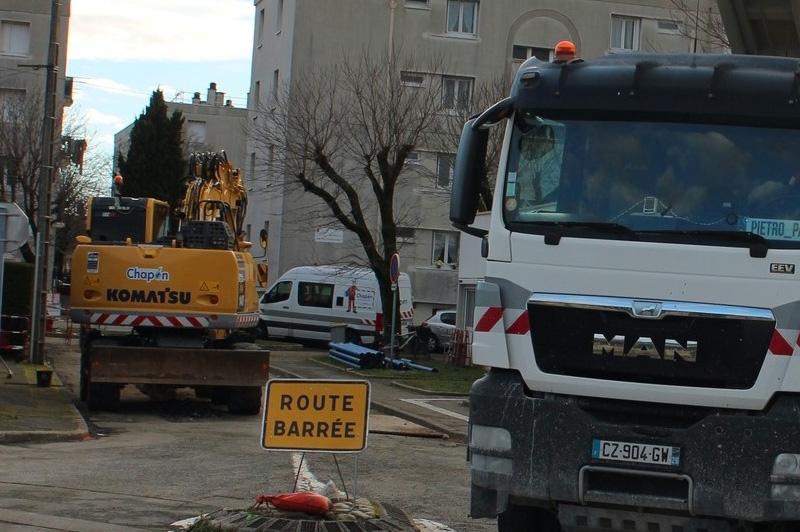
450;118;489;230
450;97;513;238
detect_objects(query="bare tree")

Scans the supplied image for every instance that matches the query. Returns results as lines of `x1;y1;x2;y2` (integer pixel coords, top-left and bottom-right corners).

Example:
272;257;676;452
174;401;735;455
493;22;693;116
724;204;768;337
51;146;109;278
250;51;450;341
0;89;105;264
669;0;729;52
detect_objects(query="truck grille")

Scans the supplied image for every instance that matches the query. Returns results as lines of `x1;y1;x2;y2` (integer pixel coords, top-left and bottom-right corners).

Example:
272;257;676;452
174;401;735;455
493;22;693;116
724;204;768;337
528;294;774;389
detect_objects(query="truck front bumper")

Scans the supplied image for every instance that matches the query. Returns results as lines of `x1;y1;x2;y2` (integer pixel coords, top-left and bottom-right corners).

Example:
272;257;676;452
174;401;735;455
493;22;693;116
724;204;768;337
469;369;800;523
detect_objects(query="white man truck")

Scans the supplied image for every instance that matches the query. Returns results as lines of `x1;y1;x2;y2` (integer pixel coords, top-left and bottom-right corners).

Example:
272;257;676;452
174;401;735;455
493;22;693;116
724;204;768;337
451;49;800;532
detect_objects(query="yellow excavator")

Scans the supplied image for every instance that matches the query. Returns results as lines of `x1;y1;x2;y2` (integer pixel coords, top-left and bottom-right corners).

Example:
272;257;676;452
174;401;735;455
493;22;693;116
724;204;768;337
70;151;269;414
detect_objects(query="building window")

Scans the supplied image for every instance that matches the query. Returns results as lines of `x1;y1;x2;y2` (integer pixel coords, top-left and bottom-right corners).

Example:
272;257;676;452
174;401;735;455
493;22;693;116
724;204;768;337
186;120;207;148
610;15;640;51
447;1;477;36
405;151;420;165
512;45;553;62
253;80;261;110
432;231;459;266
257;8;265;46
657;19;680;34
272;69;280;97
400;71;425;87
442;76;472;112
249;152;257;183
397;226;416;243
0;21;30;56
276;0;284;34
436;154;454;188
405;0;429;8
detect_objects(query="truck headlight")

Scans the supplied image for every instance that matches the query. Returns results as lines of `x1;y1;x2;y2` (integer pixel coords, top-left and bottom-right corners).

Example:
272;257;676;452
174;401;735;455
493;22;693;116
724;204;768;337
772;453;800;480
470;424;512;452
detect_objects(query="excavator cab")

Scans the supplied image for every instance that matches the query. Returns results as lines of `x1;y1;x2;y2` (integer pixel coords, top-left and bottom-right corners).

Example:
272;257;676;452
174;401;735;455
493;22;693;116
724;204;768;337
85;196;170;244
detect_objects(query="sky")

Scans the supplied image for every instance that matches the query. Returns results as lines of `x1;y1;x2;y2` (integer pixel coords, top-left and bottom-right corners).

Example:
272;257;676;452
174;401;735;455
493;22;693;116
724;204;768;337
65;0;255;167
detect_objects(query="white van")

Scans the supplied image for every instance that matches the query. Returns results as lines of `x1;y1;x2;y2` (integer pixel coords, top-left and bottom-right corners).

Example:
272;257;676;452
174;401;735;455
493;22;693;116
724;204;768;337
257;265;413;345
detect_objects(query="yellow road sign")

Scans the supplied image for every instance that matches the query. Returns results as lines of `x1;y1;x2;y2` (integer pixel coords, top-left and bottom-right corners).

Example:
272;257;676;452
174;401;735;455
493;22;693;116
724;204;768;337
262;379;371;452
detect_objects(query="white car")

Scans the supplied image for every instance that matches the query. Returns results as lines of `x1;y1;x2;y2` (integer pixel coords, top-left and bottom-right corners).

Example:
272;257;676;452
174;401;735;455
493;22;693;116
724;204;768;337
422;310;456;352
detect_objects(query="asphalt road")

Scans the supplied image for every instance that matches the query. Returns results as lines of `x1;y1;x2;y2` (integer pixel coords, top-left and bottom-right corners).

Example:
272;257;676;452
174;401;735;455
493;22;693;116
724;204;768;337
0;342;494;532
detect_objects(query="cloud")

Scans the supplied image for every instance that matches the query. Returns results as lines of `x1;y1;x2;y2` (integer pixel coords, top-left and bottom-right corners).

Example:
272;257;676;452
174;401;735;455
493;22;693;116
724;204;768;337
68;0;253;62
83;107;126;128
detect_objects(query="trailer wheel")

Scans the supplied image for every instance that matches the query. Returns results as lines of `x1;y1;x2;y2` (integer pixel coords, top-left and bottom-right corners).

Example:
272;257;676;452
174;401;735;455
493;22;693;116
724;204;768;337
210;387;231;405
228;386;262;415
498;505;560;532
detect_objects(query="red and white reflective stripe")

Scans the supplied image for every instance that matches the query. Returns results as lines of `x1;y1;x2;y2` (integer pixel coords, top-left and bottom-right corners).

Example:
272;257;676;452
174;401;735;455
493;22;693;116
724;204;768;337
401;309;414;320
236;315;260;328
90;313;208;327
769;329;798;356
474;307;530;335
474;306;504;333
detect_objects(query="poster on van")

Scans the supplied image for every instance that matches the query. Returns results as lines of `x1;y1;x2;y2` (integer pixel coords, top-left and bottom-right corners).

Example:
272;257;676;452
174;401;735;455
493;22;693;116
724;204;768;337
345;282;375;312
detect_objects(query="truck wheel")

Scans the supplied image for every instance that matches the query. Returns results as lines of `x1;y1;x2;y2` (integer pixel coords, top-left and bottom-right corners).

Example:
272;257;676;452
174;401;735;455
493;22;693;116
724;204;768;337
498;505;560;532
254;320;269;340
79;348;89;402
210;387;231;405
228;386;262;415
79;329;101;402
87;382;121;412
226;342;264;415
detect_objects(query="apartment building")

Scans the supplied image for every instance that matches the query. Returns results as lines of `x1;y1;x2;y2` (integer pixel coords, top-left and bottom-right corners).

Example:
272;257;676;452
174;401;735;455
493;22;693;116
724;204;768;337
0;1;72;201
244;0;723;320
113;83;248;179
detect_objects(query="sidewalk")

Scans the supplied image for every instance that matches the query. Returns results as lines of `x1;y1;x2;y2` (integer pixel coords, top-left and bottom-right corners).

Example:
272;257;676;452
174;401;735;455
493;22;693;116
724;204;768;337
0;334;470;445
0;337;91;444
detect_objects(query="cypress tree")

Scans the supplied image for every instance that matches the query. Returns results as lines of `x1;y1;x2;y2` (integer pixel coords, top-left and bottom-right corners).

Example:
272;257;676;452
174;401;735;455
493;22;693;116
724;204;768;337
117;90;186;219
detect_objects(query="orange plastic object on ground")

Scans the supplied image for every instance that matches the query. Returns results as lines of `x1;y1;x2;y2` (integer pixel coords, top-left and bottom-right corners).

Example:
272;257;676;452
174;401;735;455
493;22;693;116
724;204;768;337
256;492;333;515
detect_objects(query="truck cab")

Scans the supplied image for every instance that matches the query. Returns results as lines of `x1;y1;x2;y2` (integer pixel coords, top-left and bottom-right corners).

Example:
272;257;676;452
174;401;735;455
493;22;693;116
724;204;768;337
452;49;800;532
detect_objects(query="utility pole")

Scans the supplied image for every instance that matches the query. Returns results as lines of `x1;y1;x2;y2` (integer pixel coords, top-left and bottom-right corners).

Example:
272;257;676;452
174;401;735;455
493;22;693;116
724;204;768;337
31;0;61;365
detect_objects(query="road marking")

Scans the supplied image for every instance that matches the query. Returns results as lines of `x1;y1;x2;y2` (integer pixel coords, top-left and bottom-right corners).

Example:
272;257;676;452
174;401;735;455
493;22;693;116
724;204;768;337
399;398;469;422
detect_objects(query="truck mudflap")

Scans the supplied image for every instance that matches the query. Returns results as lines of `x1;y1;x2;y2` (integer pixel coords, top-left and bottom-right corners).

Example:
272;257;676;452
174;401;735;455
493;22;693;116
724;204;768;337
469;369;800;524
88;345;269;386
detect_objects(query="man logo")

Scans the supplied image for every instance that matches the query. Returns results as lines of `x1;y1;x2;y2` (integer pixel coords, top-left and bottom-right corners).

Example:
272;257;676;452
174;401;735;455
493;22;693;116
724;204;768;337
593;334;697;362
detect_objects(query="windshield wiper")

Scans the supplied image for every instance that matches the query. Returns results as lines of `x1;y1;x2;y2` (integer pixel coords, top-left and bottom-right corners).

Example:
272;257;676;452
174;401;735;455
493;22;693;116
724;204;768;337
639;230;770;258
530;221;640;245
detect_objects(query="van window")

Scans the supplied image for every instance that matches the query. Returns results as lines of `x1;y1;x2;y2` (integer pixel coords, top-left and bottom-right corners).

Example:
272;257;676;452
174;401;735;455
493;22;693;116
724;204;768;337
298;281;334;308
263;280;292;304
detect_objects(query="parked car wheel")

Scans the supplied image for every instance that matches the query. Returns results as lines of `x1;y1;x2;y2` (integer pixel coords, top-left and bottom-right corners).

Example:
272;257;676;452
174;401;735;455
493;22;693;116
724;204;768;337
427;334;440;353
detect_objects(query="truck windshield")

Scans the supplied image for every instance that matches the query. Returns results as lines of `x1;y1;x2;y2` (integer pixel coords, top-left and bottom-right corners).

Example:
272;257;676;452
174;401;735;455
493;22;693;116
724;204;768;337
504;113;800;248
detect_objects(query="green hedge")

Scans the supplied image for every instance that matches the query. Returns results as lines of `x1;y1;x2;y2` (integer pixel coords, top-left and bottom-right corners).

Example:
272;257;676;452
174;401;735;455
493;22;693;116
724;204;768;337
2;261;34;316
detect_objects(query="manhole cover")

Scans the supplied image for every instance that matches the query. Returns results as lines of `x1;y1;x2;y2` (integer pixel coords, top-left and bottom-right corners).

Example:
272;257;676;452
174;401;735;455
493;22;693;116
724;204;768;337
197;501;417;532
